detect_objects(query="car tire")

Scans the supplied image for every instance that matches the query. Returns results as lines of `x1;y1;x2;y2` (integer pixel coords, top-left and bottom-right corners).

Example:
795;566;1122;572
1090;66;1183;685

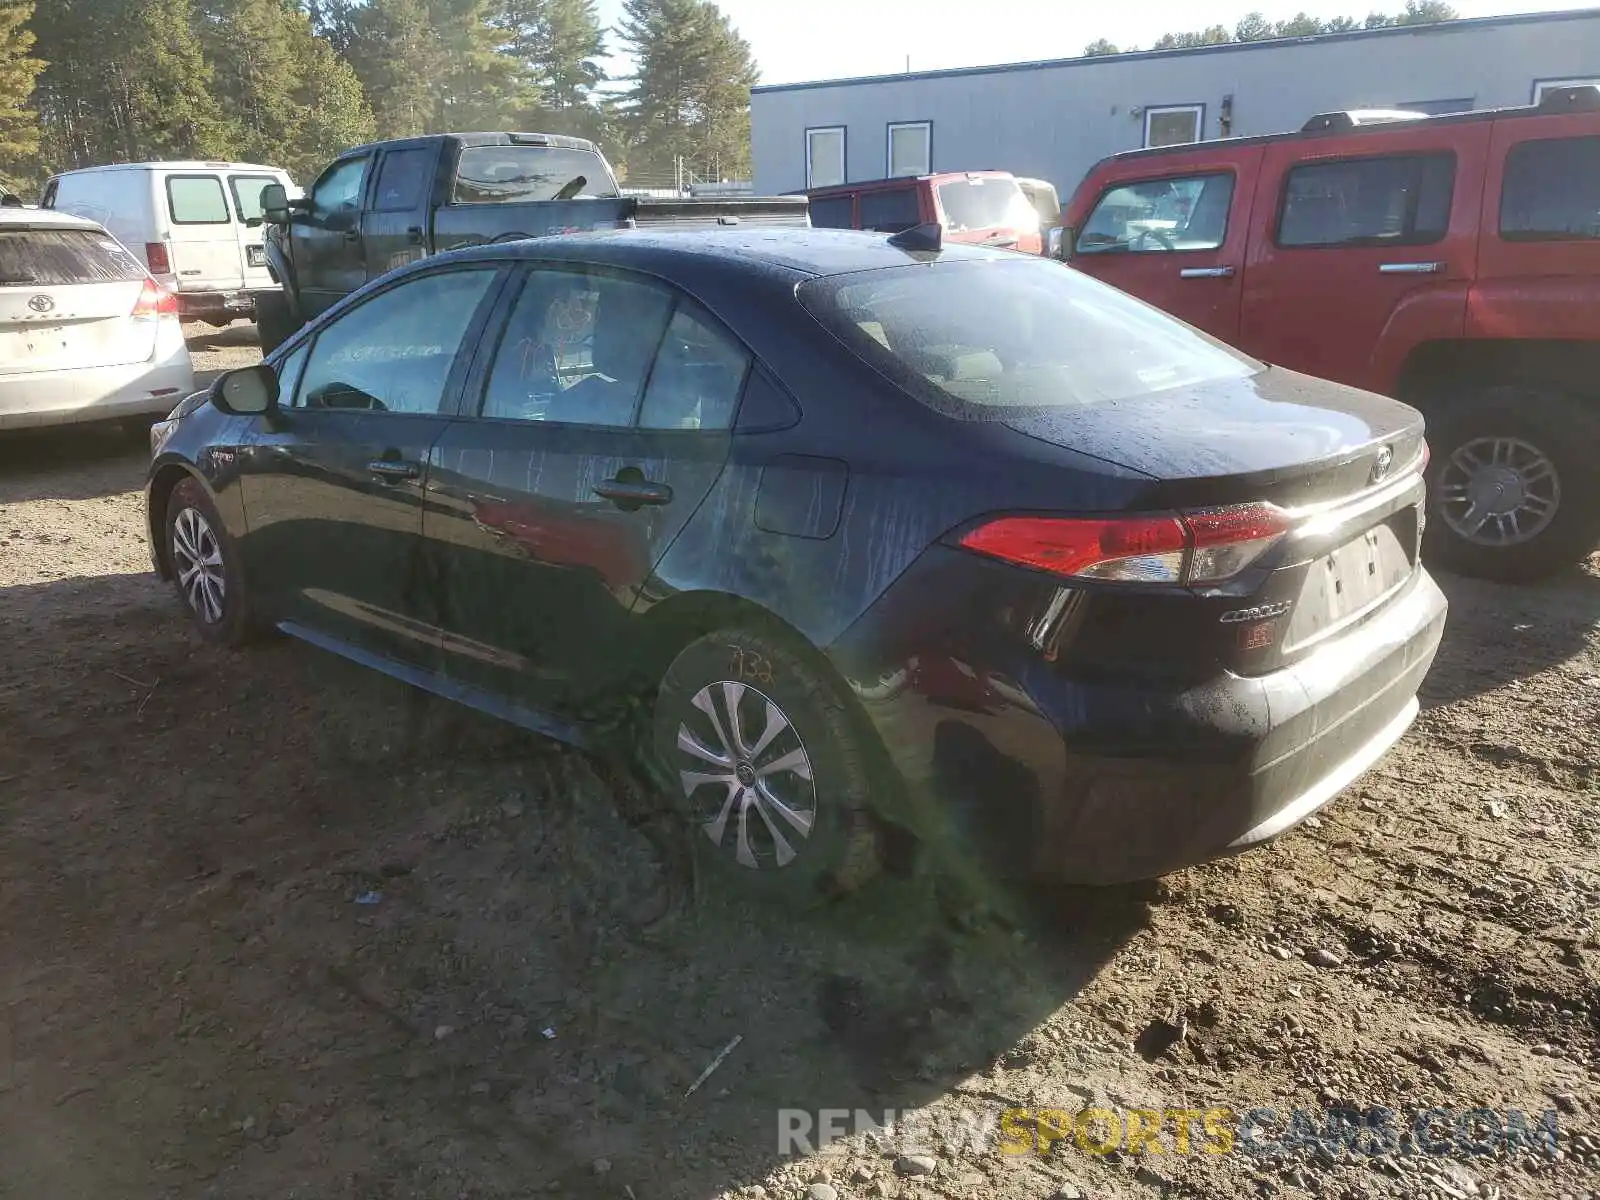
1423;385;1600;583
165;478;257;646
255;290;299;355
651;627;883;903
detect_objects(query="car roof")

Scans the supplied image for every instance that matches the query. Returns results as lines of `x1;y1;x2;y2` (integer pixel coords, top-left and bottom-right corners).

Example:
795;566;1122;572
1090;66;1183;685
436;226;1024;278
0;207;102;231
52;161;287;176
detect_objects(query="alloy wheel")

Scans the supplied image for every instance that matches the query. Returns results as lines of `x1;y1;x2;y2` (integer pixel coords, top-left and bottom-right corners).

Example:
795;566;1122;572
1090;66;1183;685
172;506;226;624
1435;436;1561;547
675;681;817;870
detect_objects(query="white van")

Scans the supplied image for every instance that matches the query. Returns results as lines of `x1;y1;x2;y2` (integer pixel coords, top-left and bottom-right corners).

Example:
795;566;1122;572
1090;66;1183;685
41;162;297;326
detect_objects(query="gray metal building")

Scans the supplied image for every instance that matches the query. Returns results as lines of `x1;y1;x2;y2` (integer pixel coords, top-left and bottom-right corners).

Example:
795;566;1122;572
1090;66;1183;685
750;9;1600;198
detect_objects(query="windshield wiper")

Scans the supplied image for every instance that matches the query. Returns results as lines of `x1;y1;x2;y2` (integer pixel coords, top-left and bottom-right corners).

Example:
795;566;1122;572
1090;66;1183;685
552;175;588;201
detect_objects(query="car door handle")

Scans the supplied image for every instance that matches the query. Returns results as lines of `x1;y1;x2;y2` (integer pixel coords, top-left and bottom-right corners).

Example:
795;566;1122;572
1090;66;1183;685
406;225;424;245
593;477;673;506
368;458;421;480
1378;261;1443;274
1179;266;1236;278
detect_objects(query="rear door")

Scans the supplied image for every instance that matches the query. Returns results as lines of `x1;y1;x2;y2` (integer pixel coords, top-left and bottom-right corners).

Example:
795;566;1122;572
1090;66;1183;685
162;173;246;293
423;262;745;715
361;142;441;282
1237;124;1489;392
0;225;154;376
1068;148;1261;344
228;171;288;291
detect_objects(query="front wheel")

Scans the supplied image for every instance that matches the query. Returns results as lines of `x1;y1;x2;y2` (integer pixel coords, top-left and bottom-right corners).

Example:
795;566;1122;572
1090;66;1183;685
1424;386;1600;583
651;628;884;903
165;478;257;645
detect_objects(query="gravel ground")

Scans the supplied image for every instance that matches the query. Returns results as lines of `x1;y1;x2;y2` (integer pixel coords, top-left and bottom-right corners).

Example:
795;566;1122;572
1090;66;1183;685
0;325;1595;1200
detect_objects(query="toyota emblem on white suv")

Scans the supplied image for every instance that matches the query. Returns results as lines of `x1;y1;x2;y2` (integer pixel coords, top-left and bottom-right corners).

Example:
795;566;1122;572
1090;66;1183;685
1370;444;1395;484
27;294;53;314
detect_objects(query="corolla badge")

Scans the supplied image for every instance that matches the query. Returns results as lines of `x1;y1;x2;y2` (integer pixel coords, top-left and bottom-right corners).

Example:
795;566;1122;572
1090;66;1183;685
27;294;53;314
1219;600;1294;624
1370;444;1395;484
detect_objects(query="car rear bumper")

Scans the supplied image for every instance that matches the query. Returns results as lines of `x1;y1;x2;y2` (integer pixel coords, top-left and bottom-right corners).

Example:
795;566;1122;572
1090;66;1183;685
0;343;195;430
832;552;1447;886
176;289;273;318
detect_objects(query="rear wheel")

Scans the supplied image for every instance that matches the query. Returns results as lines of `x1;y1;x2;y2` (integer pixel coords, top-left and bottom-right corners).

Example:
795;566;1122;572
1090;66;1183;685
1424;386;1600;582
651;628;882;904
255;289;299;355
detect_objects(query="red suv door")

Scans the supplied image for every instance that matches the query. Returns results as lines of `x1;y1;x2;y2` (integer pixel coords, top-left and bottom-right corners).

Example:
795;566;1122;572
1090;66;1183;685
1066;146;1262;344
1237;124;1489;393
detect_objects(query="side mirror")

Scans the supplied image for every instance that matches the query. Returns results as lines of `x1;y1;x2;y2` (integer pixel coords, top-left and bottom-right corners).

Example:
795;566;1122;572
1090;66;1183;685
1050;225;1075;261
213;363;279;416
260;183;291;224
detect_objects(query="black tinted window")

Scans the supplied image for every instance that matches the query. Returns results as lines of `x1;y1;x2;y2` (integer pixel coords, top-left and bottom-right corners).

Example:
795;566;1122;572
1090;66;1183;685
0;229;146;285
453;146;618;203
807;195;853;228
1278;154;1455;247
372;149;433;212
1501;136;1600;241
858;187;920;232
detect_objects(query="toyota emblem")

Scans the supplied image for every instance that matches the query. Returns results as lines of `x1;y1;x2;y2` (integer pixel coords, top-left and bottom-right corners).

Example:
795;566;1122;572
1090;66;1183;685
27;294;53;314
1370;445;1395;484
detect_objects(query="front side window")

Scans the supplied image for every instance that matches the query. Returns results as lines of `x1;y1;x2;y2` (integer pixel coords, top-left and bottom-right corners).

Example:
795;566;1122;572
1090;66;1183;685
0;228;147;285
1079;172;1235;254
167;175;230;225
1144;105;1203;148
807;194;854;228
1501;136;1600;241
295;269;497;413
888;122;931;177
311;157;368;219
859;187;921;233
453;146;618;204
480;269;674;427
1278;153;1455;248
799;257;1258;417
807;127;846;189
229;175;280;223
935;176;1038;235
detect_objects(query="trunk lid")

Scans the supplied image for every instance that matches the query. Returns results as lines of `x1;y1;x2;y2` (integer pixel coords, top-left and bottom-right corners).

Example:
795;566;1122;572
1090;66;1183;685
0;227;155;374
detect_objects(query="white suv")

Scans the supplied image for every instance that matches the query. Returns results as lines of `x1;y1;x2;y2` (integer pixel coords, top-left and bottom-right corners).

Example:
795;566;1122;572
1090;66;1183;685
0;209;194;431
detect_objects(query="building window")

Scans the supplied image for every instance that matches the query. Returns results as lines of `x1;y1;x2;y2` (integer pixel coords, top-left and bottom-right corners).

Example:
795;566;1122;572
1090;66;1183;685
1143;105;1204;148
1277;153;1455;248
1501;135;1600;242
1078;172;1235;254
806;127;846;189
1532;78;1600;104
887;121;931;177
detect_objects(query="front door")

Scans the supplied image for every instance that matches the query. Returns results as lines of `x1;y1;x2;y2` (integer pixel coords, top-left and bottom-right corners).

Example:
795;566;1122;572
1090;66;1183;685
236;264;505;666
361;142;440;283
1237;127;1488;392
423;263;746;715
1070;150;1261;345
290;154;372;318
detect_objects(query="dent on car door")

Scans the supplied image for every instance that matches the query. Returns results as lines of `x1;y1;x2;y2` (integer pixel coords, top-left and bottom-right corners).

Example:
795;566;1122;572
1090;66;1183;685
423;264;747;715
234;265;505;663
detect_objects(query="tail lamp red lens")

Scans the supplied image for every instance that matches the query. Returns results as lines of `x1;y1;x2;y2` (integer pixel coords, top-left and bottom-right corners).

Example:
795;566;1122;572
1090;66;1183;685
145;241;171;275
132;278;179;319
957;503;1290;586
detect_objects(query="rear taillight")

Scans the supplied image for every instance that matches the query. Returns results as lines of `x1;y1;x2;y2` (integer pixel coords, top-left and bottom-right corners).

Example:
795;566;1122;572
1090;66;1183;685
145;242;171;275
132;279;179;319
956;503;1290;586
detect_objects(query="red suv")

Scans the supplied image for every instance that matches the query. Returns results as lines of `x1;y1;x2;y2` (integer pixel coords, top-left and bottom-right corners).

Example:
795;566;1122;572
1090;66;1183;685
807;171;1045;255
1061;85;1600;581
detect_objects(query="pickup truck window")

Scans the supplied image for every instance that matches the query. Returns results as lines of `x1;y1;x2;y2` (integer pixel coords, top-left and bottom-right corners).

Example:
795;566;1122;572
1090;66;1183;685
936;176;1037;234
372;149;433;212
311;157;368;219
1079;172;1234;254
859;187;920;233
453;147;619;204
1500;135;1600;241
1277;153;1454;248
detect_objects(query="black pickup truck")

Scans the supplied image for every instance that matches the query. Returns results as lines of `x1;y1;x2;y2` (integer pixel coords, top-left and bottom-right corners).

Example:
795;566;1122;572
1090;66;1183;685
256;131;809;351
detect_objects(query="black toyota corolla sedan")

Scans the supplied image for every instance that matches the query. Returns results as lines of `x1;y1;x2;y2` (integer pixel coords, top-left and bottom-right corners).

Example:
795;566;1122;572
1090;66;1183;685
146;227;1446;897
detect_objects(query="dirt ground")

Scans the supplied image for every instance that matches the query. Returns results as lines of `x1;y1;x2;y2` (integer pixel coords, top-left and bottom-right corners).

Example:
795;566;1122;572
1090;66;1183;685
0;324;1595;1200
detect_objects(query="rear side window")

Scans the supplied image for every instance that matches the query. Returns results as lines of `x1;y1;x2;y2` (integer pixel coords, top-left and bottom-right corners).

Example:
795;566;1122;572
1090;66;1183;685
1078;172;1235;254
453;146;618;203
859;187;921;232
799;257;1258;417
229;175;281;223
0;228;147;285
1500;136;1600;241
372;149;433;212
167;175;231;225
1277;153;1455;248
807;195;854;228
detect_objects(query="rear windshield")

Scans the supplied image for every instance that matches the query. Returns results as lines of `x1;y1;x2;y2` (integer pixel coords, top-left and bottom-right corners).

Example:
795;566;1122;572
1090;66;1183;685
936;177;1038;234
0;228;147;286
798;257;1259;417
453;146;619;204
230;175;280;223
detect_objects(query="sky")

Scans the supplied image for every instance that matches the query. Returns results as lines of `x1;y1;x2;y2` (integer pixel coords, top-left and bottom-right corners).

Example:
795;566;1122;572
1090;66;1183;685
591;0;1597;85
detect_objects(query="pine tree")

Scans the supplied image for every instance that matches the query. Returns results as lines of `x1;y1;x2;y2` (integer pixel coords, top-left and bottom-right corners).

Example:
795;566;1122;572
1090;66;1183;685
343;0;438;137
429;0;519;131
617;0;757;183
497;0;607;139
0;0;43;186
